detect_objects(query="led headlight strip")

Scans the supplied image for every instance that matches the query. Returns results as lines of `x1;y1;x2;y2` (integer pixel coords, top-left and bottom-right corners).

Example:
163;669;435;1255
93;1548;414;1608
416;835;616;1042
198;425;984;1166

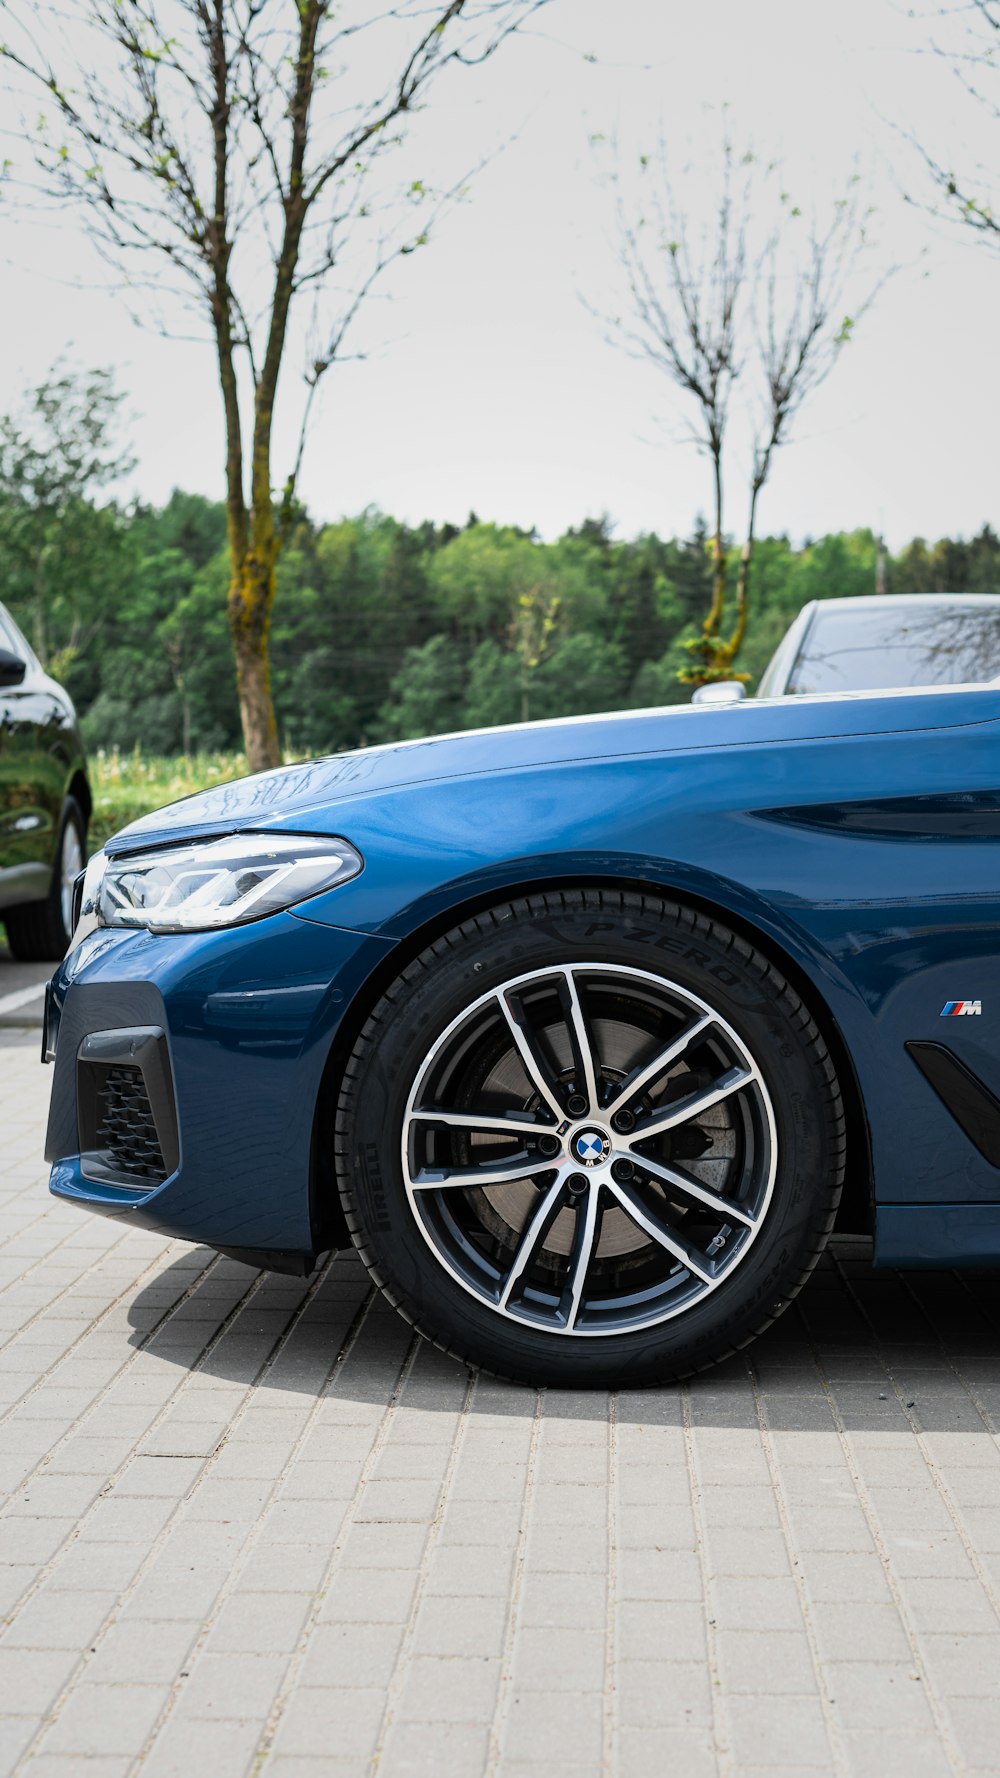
86;833;362;934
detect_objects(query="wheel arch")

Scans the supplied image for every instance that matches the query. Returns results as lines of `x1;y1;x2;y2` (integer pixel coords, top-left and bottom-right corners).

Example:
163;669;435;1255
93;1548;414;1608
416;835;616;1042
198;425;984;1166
308;870;874;1256
68;769;92;829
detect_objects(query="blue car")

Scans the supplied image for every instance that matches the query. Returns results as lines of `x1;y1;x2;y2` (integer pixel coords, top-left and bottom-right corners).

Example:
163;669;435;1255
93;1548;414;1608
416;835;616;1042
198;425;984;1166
42;683;1000;1385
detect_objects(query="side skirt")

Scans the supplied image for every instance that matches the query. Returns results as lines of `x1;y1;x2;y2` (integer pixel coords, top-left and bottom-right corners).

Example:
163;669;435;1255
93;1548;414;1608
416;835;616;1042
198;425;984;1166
875;1204;1000;1270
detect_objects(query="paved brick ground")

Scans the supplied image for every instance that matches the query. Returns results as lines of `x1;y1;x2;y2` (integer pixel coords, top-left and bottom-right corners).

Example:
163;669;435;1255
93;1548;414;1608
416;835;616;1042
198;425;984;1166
3;1023;1000;1777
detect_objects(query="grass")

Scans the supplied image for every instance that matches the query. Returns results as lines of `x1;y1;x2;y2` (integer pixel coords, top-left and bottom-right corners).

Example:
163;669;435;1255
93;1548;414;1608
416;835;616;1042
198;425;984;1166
88;747;252;850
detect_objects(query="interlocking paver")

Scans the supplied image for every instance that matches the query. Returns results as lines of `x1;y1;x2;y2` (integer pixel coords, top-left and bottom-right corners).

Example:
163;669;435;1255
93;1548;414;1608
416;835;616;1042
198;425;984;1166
500;1689;603;1763
6;1025;1000;1777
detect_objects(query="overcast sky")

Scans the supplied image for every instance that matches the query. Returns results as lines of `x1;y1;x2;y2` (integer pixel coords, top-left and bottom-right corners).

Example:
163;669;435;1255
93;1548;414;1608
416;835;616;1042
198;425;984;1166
1;0;997;549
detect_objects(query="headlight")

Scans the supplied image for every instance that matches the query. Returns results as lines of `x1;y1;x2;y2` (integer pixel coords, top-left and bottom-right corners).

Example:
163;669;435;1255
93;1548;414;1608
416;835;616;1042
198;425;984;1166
96;833;363;934
75;848;110;930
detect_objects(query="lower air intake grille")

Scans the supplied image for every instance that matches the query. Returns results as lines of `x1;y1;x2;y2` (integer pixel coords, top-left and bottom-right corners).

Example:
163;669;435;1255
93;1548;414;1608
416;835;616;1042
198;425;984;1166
77;1026;179;1191
96;1064;167;1182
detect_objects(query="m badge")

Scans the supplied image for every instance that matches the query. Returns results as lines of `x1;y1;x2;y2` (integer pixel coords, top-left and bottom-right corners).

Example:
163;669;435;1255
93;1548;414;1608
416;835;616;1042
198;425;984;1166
941;1001;982;1016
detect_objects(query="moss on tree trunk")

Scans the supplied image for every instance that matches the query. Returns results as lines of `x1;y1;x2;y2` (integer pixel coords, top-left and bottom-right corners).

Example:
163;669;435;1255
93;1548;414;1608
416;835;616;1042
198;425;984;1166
228;542;279;773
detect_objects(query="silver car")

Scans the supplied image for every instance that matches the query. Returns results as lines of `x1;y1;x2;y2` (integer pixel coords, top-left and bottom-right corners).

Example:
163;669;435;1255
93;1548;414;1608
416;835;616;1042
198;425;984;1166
695;593;1000;704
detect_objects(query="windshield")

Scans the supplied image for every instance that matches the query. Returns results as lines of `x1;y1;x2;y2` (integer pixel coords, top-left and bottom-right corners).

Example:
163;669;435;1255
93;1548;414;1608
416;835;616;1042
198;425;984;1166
787;601;1000;695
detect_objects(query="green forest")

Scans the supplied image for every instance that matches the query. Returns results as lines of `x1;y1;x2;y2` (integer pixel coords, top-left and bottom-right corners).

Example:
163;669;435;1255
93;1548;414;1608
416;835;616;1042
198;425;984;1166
3;485;1000;762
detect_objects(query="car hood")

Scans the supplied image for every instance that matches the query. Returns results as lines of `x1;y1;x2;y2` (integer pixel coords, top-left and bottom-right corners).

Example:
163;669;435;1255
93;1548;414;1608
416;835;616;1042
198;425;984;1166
108;683;994;854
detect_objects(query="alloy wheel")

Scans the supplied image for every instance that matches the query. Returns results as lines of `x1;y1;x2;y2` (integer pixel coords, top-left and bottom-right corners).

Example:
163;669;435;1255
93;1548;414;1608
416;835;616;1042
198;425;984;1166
401;962;777;1337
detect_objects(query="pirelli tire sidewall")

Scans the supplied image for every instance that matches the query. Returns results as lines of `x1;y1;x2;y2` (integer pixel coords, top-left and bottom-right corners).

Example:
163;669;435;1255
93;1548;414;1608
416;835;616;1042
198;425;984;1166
335;891;846;1387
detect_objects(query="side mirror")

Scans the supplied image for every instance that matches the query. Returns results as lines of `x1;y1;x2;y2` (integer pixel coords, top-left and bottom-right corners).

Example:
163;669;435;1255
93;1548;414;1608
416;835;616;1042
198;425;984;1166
0;648;26;688
691;680;747;707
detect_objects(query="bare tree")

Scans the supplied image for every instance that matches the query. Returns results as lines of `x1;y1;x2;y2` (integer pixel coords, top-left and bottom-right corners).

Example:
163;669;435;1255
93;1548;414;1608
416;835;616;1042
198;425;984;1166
907;2;1000;251
0;1;548;768
606;135;879;685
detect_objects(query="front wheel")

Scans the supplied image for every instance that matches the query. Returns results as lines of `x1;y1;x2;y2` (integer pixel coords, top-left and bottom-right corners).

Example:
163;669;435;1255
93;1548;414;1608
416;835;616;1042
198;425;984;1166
336;892;845;1386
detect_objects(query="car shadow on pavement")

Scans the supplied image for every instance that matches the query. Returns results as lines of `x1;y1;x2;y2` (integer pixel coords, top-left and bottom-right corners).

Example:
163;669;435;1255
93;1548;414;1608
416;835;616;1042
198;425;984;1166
124;1233;1000;1437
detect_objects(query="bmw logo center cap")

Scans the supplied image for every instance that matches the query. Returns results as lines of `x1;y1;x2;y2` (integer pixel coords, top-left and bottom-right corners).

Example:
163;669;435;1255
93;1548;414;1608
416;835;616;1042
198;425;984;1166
574;1129;611;1167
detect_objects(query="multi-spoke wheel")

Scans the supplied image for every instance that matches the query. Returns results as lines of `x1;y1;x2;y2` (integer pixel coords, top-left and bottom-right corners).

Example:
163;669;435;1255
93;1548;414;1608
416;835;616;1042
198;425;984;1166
337;892;845;1385
402;963;776;1336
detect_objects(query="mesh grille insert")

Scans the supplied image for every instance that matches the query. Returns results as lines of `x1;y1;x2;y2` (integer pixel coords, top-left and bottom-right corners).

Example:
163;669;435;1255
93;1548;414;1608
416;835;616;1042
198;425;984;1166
95;1064;168;1183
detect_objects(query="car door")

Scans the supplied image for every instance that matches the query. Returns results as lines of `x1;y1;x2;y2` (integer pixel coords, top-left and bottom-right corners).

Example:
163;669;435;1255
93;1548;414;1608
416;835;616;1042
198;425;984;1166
0;606;64;913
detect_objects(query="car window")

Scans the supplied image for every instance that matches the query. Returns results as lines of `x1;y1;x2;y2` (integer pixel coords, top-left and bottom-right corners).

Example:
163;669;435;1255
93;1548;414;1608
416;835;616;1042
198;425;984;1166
0;604;41;672
757;609;810;697
786;602;1000;695
0;607;24;657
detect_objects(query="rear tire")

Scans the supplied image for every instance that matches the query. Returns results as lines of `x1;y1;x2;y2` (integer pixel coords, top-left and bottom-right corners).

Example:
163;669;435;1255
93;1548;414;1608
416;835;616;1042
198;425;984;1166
335;890;845;1387
4;797;86;963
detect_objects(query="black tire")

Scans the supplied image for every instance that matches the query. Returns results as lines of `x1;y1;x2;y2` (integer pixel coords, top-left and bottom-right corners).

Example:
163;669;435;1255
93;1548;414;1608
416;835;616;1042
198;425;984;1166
335;890;845;1387
4;797;87;963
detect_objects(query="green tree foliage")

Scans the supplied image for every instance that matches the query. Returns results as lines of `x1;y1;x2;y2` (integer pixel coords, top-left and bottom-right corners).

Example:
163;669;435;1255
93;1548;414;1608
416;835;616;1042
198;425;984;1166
0;367;134;673
376;635;466;741
893;529;1000;596
533;633;628;720
71;493;235;755
2;462;998;756
464;640;520;729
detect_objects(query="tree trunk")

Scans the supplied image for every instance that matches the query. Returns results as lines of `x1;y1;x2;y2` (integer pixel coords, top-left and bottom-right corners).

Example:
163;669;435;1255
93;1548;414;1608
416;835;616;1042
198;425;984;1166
229;548;280;772
722;474;763;672
718;469;758;668
688;445;726;684
727;536;752;663
33;552;47;666
706;544;726;640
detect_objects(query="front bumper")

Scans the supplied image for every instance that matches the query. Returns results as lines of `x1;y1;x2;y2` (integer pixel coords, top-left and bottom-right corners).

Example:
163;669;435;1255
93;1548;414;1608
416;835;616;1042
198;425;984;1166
44;912;397;1261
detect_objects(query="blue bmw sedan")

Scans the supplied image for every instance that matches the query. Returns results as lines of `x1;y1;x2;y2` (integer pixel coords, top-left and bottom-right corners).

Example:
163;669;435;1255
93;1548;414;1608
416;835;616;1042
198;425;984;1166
42;682;1000;1385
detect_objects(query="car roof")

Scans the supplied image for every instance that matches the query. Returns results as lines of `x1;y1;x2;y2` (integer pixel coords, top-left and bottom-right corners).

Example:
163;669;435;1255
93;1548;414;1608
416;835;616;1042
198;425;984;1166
804;593;1000;613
